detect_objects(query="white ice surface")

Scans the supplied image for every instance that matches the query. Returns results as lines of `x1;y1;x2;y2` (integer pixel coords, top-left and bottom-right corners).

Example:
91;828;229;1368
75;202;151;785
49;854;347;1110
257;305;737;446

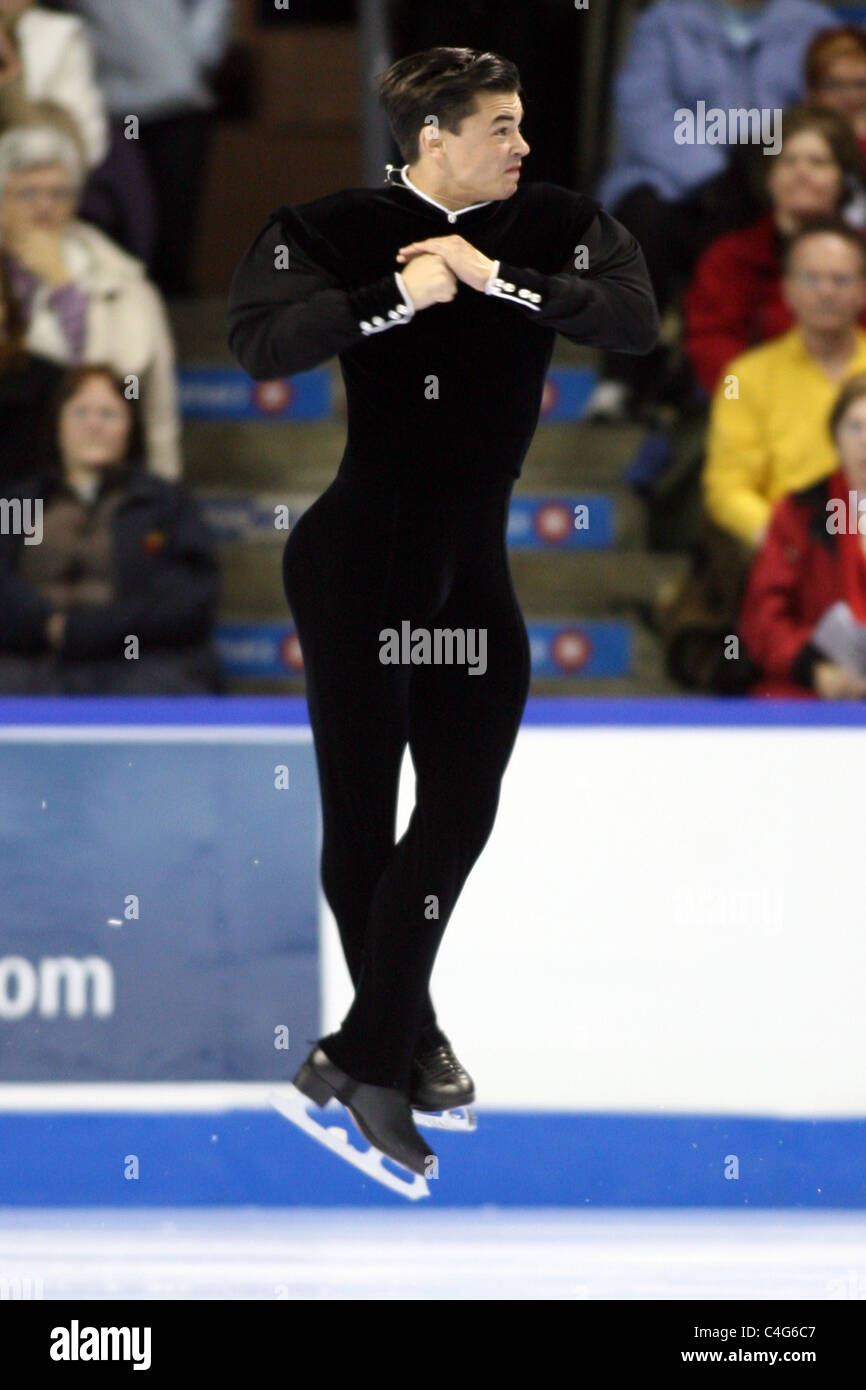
1;1208;865;1300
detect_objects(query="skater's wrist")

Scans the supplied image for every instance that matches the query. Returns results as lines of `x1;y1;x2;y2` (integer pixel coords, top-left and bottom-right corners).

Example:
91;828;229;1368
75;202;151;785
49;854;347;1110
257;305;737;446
347;274;415;336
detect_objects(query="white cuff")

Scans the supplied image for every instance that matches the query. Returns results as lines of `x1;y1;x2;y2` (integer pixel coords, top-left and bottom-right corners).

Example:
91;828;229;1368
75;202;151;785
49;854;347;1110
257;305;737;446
483;260;501;294
394;271;416;319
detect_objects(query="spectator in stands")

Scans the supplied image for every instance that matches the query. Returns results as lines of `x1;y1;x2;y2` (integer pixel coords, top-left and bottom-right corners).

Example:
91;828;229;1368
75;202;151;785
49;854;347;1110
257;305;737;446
703;220;866;551
0;124;181;479
0;0;157;266
0;251;63;485
48;0;233;296
806;26;866;162
0;364;222;693
589;0;834;421
739;372;866;699
0;0;107;168
684;105;865;398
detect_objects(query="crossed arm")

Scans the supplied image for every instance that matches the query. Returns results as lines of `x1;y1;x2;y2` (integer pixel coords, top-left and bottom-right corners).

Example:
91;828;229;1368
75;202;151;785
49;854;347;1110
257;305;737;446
226;205;659;381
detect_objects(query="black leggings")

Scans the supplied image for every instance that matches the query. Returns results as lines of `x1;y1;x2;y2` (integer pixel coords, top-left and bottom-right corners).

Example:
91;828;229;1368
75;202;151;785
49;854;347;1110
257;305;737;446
282;465;531;1090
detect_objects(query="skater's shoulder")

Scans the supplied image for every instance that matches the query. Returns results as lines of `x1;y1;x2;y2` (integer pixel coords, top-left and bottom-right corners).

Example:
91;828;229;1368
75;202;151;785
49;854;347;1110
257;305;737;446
516;179;601;217
266;187;387;247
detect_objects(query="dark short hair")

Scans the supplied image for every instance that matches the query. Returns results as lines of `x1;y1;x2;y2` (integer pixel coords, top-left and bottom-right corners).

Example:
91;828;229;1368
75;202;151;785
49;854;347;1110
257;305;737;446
805;25;866;91
780;215;866;274
376;47;522;165
829;371;866;439
45;364;146;475
755;101;866;207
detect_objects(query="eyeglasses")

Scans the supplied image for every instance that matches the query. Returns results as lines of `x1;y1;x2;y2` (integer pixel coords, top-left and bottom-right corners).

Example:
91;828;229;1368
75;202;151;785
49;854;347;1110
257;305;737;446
816;79;866;94
5;186;76;203
65;405;128;423
774;153;837;169
788;272;862;289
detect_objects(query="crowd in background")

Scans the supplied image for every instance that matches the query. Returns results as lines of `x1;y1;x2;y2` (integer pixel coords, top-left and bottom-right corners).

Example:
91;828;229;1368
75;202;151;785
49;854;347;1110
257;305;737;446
596;0;866;701
0;0;231;692
2;0;866;700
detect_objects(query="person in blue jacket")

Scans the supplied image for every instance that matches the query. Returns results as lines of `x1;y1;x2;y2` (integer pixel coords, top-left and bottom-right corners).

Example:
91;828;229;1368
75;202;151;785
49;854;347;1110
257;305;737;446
589;0;837;420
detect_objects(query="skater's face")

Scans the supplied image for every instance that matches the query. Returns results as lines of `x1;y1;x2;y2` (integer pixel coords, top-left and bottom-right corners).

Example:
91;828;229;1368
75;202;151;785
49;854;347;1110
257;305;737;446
419;90;530;203
782;234;866;334
835;395;866;494
767;130;845;222
59;375;133;474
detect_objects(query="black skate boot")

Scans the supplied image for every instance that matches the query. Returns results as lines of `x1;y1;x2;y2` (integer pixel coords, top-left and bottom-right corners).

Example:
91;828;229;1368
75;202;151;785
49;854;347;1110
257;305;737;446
410;1032;475;1112
292;1044;435;1177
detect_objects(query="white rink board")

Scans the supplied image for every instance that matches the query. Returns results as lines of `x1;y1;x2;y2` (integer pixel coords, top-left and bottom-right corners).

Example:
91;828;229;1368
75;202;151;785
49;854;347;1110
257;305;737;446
322;726;866;1116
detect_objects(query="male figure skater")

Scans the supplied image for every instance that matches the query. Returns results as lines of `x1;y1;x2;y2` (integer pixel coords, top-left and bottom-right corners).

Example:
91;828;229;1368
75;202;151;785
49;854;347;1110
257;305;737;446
227;47;658;1183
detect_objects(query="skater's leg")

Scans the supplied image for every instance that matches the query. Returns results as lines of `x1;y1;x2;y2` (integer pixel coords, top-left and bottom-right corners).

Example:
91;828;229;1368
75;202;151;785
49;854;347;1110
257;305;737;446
283;475;442;1039
321;480;531;1089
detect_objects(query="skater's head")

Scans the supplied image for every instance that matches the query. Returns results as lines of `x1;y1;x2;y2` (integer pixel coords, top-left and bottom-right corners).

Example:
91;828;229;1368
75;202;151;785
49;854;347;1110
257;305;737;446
376;47;529;205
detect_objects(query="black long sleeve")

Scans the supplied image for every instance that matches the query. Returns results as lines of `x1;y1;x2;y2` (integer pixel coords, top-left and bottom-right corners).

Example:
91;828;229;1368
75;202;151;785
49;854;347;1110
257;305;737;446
227;214;415;381
488;209;659;353
226;177;659;483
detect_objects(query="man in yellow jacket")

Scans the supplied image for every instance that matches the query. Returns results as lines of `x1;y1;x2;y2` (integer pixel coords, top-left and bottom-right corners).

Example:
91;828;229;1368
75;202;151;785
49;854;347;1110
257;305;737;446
703;219;866;549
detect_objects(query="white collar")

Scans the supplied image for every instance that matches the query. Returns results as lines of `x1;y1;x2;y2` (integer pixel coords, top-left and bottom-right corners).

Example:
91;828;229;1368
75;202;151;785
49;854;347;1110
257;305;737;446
386;164;493;219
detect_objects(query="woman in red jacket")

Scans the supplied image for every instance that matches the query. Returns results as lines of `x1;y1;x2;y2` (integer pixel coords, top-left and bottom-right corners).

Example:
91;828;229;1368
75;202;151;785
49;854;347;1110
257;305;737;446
683;104;865;398
739;373;866;699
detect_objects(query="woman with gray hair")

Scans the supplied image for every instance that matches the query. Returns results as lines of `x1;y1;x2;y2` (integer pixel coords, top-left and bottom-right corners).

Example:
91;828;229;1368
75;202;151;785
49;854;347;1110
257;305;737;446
0;123;181;479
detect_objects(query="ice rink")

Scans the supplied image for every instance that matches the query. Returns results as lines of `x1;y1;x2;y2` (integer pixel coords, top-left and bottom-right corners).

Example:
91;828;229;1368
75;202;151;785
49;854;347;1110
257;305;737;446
1;1208;865;1300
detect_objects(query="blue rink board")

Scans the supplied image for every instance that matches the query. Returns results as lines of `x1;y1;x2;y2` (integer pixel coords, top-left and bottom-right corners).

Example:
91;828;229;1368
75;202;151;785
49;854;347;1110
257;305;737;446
2;695;866;726
1;696;864;1206
1;1111;863;1207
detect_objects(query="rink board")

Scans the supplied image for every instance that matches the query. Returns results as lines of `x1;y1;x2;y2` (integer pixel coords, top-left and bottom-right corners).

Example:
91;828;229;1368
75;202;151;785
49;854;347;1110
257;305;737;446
0;696;864;1206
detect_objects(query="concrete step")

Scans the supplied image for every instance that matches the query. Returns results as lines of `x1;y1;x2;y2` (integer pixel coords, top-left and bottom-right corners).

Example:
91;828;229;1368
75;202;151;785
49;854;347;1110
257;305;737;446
182;417;647;495
171;297;236;364
216;541;687;620
508;549;690;617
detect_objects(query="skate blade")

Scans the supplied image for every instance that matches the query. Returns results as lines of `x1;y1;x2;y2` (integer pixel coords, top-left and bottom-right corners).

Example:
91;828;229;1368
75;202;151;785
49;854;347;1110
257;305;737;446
413;1106;477;1132
268;1086;430;1201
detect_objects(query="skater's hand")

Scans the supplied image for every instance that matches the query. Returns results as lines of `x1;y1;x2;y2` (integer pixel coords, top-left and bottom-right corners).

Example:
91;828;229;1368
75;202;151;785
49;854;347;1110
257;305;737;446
398;251;457;310
813;660;866;700
396;235;496;293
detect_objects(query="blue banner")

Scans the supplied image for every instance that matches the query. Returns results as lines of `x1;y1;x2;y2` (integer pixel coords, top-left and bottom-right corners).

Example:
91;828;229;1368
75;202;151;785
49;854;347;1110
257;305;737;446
0;739;320;1079
178;366;597;422
179;367;331;419
202;494;614;548
537;367;598;420
216;621;631;679
507;495;613;548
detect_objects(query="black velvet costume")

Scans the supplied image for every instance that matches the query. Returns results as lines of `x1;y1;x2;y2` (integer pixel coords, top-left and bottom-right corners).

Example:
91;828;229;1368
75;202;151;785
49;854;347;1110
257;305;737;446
227;165;658;1088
